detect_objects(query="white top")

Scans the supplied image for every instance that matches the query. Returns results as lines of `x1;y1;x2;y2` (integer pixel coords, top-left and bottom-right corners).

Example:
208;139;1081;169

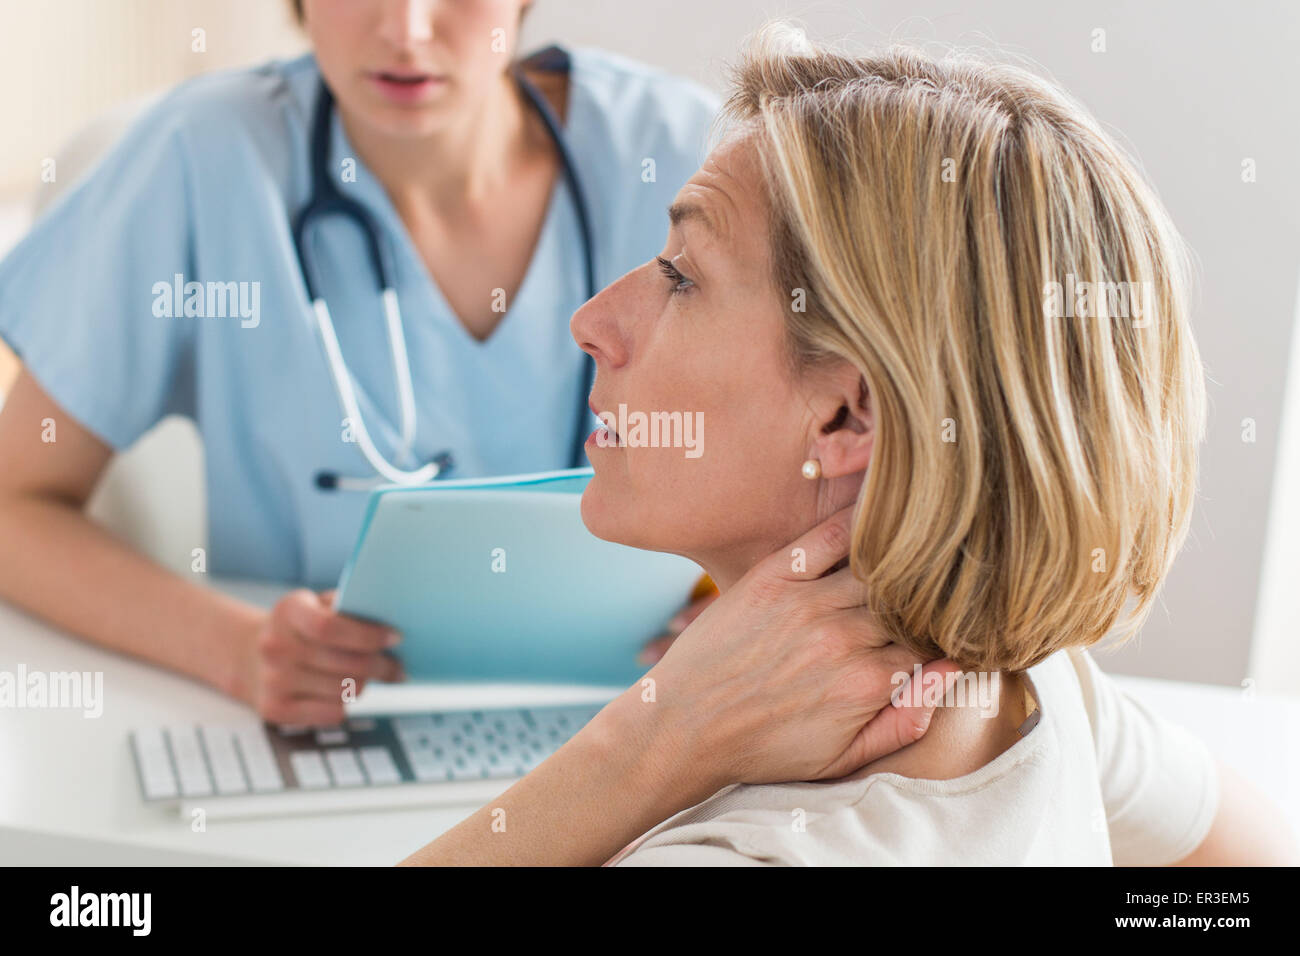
611;649;1220;866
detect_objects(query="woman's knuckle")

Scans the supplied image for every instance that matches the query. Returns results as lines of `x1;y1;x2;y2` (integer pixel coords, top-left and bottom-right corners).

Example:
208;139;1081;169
821;519;851;554
749;576;786;608
814;621;853;656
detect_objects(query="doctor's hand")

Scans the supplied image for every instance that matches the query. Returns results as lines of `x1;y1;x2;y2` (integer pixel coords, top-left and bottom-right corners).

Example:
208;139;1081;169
233;589;405;726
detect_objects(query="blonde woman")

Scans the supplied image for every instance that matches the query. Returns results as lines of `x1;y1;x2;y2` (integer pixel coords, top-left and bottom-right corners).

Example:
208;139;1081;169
401;25;1298;866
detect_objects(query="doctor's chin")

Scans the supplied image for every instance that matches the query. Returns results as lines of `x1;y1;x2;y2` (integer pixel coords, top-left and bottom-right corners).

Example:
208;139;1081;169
0;0;1295;930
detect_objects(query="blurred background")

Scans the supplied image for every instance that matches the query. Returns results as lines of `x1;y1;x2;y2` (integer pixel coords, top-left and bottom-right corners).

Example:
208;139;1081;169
0;0;1296;691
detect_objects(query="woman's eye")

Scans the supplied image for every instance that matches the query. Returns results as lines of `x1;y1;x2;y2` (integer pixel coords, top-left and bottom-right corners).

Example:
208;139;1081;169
656;256;695;295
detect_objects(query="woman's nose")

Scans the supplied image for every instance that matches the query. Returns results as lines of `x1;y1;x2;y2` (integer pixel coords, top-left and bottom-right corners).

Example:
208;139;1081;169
571;268;639;369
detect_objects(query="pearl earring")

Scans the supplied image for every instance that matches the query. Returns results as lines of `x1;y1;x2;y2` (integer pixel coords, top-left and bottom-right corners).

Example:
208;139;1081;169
801;459;821;480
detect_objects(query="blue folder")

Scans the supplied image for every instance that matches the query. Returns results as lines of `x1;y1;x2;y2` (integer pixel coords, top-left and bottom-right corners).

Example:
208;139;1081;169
334;468;704;685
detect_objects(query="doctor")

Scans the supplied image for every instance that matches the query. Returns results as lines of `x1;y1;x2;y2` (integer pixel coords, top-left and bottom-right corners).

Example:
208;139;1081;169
0;0;719;724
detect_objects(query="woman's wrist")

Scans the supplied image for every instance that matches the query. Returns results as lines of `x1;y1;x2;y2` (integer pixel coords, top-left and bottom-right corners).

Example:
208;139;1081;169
399;680;730;866
596;678;732;814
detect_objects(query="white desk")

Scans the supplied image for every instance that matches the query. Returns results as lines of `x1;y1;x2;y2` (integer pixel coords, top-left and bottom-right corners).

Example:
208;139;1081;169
1;581;1297;865
0;580;617;866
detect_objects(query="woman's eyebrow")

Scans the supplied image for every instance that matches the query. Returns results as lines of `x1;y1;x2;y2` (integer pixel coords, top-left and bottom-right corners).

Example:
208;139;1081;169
667;200;724;240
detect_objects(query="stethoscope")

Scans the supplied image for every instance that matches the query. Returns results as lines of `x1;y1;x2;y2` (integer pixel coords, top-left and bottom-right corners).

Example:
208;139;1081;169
293;59;597;492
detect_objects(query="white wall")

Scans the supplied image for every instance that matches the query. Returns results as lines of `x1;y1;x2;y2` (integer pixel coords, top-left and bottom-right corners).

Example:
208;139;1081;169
523;0;1300;689
1252;273;1300;690
0;0;304;198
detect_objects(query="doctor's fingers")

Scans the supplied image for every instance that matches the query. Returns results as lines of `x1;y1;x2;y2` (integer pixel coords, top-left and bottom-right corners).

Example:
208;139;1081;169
266;665;367;702
275;588;400;653
260;693;347;728
299;643;405;685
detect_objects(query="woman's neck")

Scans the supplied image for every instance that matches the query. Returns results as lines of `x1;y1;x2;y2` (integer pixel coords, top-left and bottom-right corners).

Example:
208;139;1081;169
337;70;531;217
699;479;866;593
862;670;1032;781
702;530;1034;779
694;498;1033;782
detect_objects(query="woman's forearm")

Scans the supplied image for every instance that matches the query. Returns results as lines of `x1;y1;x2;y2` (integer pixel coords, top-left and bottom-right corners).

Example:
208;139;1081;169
1174;758;1300;866
0;491;260;699
399;687;724;866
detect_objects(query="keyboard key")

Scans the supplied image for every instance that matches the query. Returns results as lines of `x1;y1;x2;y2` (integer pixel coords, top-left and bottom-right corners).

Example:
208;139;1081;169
359;746;401;785
448;755;483;781
166;725;214;797
316;728;348;747
324;749;365;787
200;726;249;795
290;750;332;789
407;748;450;782
394;715;435;736
235;728;285;792
495;711;530;737
403;731;437;751
132;728;178;800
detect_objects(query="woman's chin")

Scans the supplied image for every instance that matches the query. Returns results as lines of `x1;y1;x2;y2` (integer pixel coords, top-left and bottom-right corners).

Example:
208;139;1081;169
580;481;656;551
579;481;624;545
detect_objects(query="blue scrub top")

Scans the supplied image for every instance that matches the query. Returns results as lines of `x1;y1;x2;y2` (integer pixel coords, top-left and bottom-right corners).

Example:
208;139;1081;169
0;47;719;588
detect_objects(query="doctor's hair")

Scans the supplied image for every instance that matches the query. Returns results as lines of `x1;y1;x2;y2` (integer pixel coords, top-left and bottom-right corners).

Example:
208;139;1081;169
726;22;1206;672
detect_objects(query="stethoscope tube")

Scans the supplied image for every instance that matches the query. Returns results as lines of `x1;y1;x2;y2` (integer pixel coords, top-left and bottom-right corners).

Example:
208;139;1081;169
295;56;597;492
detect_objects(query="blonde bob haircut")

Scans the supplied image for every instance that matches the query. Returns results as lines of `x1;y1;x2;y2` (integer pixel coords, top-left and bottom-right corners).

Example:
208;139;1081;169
727;24;1206;672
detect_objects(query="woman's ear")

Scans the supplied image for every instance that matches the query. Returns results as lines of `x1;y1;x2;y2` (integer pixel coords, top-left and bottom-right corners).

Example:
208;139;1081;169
809;370;873;479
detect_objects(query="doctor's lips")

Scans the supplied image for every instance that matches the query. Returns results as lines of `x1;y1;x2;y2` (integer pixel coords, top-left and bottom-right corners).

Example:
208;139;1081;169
367;69;447;104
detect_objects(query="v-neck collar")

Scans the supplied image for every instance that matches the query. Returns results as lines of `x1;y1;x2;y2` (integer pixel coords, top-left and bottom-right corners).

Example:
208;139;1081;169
326;48;582;352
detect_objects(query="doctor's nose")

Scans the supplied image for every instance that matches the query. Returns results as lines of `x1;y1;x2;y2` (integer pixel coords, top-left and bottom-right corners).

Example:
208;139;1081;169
376;0;436;48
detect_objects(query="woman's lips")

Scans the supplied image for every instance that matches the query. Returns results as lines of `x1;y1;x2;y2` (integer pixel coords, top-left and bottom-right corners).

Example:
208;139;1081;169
368;71;446;104
587;400;620;448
